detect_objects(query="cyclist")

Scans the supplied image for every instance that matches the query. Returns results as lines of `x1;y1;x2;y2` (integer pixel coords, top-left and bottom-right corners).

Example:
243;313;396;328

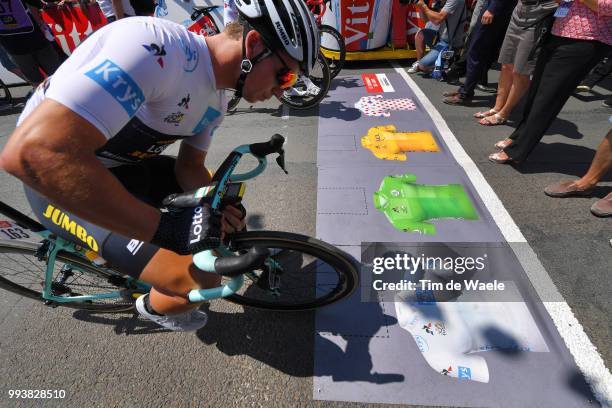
0;0;319;332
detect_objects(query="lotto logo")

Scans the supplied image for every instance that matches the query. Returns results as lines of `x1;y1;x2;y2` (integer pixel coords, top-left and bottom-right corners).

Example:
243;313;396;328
85;60;145;117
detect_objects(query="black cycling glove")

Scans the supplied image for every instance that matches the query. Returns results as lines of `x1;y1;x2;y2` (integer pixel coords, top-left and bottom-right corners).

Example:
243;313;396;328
151;204;222;255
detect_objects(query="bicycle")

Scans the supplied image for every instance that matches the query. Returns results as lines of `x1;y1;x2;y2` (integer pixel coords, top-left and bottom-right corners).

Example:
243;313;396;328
0;135;359;313
187;6;334;112
306;0;346;79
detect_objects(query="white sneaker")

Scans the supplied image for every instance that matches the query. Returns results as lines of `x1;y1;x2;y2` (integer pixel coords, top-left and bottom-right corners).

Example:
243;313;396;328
136;294;208;332
407;61;420;74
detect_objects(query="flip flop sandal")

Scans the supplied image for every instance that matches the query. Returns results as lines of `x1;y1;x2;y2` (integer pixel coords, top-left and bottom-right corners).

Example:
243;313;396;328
488;152;515;164
494;139;513;150
479;113;507;126
473;109;498;119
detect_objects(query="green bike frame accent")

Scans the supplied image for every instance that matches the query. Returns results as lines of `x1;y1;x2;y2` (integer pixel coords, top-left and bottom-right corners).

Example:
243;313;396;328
37;142;272;305
373;173;479;235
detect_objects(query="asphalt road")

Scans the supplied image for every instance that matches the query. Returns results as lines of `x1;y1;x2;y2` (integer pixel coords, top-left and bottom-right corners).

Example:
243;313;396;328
0;59;610;408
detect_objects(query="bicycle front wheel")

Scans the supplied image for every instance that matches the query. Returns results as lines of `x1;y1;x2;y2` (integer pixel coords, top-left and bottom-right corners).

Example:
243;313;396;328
319;25;345;79
0;240;136;312
223;231;359;311
278;51;331;110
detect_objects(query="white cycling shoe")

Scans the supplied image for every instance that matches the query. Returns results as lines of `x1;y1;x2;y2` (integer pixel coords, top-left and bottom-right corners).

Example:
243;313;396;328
135;294;208;332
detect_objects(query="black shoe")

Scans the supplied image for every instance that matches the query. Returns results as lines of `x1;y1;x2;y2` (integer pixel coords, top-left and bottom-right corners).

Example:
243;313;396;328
476;84;497;93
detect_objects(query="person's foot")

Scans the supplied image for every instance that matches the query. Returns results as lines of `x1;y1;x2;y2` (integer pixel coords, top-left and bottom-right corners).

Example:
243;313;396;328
476;84;497;93
407;61;420;74
590;192;612;217
494;138;513;150
135;294;208;332
442;90;460;97
488;151;515;164
479;113;507;126
443;93;472;105
575;84;592;93
474;108;498;119
544;181;596;198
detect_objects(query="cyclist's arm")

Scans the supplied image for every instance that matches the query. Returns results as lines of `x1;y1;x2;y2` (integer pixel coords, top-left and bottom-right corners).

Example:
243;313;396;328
175;142;212;191
0;99;160;241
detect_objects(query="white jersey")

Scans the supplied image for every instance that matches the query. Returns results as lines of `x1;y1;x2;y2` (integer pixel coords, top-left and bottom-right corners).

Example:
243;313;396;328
18;17;226;168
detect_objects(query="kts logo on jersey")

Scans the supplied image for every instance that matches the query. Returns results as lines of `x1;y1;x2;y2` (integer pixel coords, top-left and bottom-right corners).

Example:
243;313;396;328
341;0;376;51
142;43;166;68
85;60;145;117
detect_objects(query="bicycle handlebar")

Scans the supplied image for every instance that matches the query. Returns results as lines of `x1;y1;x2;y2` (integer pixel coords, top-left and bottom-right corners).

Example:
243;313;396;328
184;135;288;301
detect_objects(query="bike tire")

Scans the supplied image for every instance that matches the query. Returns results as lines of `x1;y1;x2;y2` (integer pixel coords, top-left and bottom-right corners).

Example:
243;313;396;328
0;240;136;312
319;25;345;79
223;231;359;311
278;51;331;110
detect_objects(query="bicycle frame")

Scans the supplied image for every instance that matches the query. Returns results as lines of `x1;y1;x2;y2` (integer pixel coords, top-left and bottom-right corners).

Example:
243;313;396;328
0;142;276;305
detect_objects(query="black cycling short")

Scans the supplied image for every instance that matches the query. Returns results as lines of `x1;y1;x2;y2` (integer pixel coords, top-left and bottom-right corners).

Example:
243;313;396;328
25;156;183;278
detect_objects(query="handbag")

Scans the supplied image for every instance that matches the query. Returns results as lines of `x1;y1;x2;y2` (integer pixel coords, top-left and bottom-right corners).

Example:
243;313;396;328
432;2;466;80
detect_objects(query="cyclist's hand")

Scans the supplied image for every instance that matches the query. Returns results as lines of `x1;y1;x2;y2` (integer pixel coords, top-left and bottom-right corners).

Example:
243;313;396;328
221;203;247;239
151;204;222;255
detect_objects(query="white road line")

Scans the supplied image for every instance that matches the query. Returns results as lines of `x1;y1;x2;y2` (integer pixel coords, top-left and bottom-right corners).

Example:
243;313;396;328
392;61;612;407
281;104;290;121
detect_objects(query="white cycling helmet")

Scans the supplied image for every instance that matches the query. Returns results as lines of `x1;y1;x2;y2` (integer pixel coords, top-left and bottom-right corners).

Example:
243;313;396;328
234;0;319;75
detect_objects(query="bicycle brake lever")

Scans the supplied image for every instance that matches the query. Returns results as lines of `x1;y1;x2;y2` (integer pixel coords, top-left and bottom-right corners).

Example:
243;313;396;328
276;151;288;174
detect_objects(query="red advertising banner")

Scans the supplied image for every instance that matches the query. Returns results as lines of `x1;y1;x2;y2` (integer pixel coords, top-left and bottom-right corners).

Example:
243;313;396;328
406;5;425;46
186;14;220;37
41;3;107;55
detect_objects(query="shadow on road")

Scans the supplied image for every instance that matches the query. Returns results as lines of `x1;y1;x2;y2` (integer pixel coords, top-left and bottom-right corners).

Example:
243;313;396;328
512;142;612;182
195;307;316;377
71;309;171;335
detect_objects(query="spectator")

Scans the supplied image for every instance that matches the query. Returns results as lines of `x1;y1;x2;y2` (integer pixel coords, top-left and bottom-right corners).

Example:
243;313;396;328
408;21;440;73
96;0;117;22
410;0;467;74
442;0;517;104
445;0;494;89
112;0;154;18
575;51;612;107
543;129;611;217
0;0;63;87
473;0;558;126
0;45;28;83
490;0;611;163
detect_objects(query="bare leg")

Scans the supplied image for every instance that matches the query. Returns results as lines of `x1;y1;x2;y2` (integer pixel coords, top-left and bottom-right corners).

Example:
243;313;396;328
492;64;514;111
497;72;531;118
139;249;222;315
575;130;612;189
415;31;426;61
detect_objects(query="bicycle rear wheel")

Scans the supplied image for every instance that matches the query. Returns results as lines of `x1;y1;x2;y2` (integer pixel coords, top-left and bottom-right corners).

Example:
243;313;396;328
319;25;345;79
0;240;136;312
278;51;331;110
223;231;359;311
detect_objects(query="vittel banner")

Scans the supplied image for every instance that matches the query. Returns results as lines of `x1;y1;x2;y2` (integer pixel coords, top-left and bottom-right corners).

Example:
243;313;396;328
322;0;391;52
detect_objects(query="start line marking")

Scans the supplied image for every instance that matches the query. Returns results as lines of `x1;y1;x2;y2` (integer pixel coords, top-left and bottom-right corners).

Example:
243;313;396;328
391;61;612;407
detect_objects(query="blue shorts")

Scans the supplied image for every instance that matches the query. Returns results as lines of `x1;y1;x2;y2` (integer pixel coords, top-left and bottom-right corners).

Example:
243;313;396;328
421;28;439;48
420;40;449;69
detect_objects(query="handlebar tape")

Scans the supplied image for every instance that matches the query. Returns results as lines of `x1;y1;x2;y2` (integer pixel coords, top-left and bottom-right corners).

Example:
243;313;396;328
214;245;270;277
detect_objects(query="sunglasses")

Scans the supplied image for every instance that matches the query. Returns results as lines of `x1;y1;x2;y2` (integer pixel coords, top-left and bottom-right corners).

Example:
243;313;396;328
267;48;299;89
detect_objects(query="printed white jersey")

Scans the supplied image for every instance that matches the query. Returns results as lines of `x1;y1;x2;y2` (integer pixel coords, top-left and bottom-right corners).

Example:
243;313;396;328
18;17;226;167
